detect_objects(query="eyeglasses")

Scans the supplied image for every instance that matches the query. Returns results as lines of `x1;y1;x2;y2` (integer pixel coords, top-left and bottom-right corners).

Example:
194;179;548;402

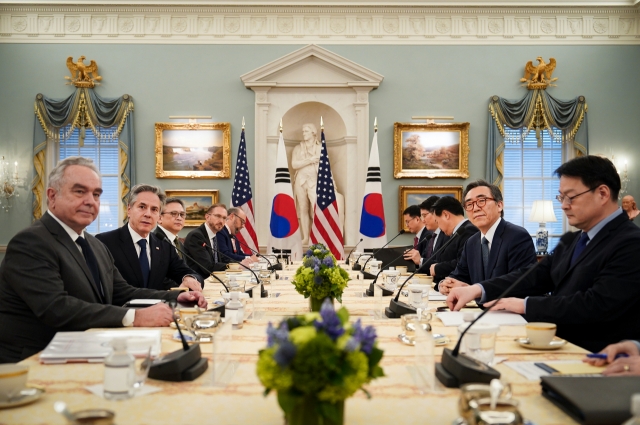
463;197;496;211
161;211;186;219
232;213;246;226
404;216;419;226
556;187;595;205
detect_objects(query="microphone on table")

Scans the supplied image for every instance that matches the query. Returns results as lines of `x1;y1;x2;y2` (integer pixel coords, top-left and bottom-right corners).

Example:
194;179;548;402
204;242;269;298
148;300;208;382
436;240;563;389
345;238;363;266
157;232;229;292
231;235;281;278
357;230;406;274
384;231;459;319
364;245;414;297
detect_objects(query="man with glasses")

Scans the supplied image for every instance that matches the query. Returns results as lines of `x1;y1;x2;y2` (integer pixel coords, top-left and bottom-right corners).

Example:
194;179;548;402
97;185;203;292
402;205;432;262
447;156;640;352
423;197;478;289
438;180;536;295
216;207;259;264
183;203;230;277
404;196;449;266
155;197;187;257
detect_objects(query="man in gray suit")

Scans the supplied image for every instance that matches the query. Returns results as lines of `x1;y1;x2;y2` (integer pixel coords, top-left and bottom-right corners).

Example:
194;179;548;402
0;157;206;363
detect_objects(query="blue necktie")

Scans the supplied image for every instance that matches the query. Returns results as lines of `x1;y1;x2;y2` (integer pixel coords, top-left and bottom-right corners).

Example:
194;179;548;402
212;236;219;263
75;236;104;302
138;239;150;288
481;237;490;280
570;232;590;266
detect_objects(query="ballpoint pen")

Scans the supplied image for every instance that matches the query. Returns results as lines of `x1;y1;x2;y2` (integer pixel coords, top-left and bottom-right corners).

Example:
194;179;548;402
586;353;629;360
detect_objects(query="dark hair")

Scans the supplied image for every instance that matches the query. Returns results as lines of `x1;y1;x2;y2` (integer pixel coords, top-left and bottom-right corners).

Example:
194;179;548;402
419;196;440;213
163;197;185;211
554;155;621;201
206;203;227;214
463;179;504;218
128;184;166;207
403;205;421;218
432;196;465;217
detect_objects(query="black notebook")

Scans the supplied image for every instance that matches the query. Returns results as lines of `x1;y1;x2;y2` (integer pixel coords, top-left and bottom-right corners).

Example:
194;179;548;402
541;375;640;425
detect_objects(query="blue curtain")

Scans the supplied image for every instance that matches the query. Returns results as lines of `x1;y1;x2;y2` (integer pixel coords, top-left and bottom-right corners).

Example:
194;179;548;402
486;90;588;188
32;88;134;221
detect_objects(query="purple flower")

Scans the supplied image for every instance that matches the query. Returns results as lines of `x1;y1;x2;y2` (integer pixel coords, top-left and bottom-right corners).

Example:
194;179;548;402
313;299;344;341
274;341;297;367
351;319;377;354
344;337;359;352
314;275;323;285
322;256;334;267
314;266;320;274
305;249;313;257
266;321;290;348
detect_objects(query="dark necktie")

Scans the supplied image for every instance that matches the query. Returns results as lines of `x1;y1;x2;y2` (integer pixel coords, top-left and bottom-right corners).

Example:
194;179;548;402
481;237;490;280
413;236;419;249
425;235;436;258
212;236;219;263
137;239;150;288
75;236;105;302
174;236;183;259
570;232;590;266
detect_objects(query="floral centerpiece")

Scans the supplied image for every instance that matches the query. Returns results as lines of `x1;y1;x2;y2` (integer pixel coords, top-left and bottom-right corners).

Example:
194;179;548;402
292;243;350;311
257;300;385;425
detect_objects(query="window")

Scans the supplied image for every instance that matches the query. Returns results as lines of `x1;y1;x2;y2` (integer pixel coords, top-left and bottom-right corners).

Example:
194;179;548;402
502;127;564;251
58;126;120;234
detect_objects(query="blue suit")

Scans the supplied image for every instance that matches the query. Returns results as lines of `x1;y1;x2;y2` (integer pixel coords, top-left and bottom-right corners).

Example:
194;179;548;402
450;219;537;284
216;226;247;262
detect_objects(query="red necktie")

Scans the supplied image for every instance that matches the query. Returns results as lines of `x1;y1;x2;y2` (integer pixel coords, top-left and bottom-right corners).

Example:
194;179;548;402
413;236;418;249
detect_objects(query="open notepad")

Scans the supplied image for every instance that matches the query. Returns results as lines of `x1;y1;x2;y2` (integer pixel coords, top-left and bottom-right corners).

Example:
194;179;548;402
39;329;162;364
436;310;528;327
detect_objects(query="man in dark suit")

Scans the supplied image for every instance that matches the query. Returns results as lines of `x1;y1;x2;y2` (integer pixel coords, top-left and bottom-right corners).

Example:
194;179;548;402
0;157;206;362
448;156;640;352
217;207;259;263
439;180;537;294
96;185;203;292
183;203;230;278
405;196;449;266
402;205;432;263
423;196;478;287
155;197;187;257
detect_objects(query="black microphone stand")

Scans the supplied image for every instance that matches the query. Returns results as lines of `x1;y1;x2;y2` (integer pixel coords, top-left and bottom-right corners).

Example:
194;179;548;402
205;242;269;298
364;247;414;297
231;235;281;278
355;230;406;273
345;238;363;266
384;232;459;318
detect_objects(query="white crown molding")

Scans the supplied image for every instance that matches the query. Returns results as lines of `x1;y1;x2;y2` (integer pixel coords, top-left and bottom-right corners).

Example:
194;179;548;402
1;4;639;44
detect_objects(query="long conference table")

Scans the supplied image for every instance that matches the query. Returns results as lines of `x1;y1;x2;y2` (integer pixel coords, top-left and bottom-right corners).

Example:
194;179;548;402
1;264;586;425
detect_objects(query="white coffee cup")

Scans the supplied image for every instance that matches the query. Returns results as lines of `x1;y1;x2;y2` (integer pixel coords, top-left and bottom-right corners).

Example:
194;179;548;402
0;364;28;401
396;266;408;274
525;322;557;346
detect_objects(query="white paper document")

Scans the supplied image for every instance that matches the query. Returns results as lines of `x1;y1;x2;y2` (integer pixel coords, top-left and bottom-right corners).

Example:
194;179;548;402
436;311;528;327
39;330;162;364
428;289;447;301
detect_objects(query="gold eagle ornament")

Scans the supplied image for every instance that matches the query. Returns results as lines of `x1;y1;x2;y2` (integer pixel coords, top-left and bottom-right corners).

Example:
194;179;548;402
65;56;102;88
520;57;557;89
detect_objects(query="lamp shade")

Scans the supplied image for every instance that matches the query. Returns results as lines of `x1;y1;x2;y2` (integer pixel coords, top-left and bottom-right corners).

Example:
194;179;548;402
529;200;557;223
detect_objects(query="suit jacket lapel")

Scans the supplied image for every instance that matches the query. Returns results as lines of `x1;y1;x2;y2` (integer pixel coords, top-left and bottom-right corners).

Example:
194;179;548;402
486;220;506;274
200;224;215;262
119;226;144;284
148;235;163;287
41;214;104;302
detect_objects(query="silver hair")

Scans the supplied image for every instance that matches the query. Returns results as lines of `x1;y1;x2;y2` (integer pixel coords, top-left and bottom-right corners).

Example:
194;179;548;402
47;157;101;205
227;207;242;217
127;184;166;207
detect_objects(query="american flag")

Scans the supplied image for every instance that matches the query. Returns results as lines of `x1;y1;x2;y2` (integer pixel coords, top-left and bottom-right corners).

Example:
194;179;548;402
309;129;345;260
230;128;259;254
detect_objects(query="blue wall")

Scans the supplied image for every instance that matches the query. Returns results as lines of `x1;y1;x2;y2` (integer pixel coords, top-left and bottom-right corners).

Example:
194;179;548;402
1;43;639;253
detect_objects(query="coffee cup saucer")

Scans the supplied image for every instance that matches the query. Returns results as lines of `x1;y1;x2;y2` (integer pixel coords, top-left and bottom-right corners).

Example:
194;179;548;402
0;387;45;409
517;337;566;350
398;333;449;347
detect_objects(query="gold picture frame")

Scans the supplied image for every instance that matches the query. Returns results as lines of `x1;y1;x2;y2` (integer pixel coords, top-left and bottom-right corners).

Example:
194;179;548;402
155;122;231;179
398;185;463;232
393;122;470;179
164;189;219;227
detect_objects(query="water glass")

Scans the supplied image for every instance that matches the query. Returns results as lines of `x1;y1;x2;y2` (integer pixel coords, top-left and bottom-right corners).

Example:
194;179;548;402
133;347;152;390
464;324;499;366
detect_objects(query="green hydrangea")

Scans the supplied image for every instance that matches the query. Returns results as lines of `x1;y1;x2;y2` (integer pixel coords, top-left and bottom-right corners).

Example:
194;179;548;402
257;348;293;391
292;243;351;302
290;333;341;395
318;351;369;403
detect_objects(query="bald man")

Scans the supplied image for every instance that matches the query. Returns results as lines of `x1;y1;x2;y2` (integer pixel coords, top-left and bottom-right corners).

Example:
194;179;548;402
622;195;640;221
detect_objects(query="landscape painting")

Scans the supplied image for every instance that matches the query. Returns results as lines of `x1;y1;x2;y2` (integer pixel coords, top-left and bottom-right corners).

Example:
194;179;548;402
393;122;470;179
164;190;219;227
155;122;230;179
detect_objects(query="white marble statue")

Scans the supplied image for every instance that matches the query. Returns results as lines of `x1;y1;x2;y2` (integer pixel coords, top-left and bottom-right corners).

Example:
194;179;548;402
291;123;321;244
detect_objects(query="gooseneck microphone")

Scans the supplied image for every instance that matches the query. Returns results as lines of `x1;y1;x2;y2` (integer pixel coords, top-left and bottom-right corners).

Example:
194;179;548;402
157;232;229;292
364;245;413;297
384;232;459;318
345;238;364;266
203;242;268;298
231;235;282;275
358;230;406;272
436;241;563;388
